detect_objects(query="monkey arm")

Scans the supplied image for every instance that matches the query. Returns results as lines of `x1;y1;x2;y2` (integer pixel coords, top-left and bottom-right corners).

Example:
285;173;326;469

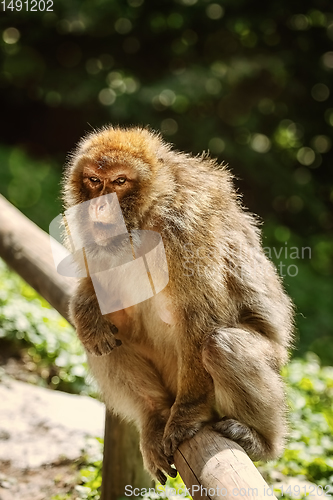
69;277;121;356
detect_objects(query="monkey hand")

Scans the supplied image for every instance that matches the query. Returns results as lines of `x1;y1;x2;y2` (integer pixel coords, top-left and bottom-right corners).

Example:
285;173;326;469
140;420;178;485
77;321;121;356
70;281;122;356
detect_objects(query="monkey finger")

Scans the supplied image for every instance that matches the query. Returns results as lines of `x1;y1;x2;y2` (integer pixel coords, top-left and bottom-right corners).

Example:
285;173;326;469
163;435;176;457
86;337;117;356
98;339;115;354
85;345;103;356
101;336;122;350
156;469;167;485
88;345;102;356
168;467;178;479
161;460;177;479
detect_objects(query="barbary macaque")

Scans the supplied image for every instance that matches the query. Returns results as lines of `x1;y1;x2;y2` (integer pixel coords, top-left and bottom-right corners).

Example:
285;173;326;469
62;126;293;484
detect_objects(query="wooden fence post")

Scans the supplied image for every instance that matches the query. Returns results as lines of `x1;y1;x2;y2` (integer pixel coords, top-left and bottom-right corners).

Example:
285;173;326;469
101;413;152;500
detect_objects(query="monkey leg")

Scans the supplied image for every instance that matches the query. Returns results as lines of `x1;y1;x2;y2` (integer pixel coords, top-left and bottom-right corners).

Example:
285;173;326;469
70;278;120;356
162;342;216;458
87;349;177;484
202;327;288;461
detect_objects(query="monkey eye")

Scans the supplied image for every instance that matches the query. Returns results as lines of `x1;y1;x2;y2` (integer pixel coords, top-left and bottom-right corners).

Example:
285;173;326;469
89;177;100;183
115;177;127;185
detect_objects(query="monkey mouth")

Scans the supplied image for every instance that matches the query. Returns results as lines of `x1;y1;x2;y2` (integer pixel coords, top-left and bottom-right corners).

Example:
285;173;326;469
94;221;115;231
92;221;117;244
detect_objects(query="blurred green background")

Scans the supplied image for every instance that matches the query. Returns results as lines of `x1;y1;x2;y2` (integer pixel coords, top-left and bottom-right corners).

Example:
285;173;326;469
0;2;333;497
1;0;332;361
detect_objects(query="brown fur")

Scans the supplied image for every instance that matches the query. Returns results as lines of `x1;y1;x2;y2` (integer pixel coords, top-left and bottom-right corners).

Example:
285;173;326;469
62;125;294;484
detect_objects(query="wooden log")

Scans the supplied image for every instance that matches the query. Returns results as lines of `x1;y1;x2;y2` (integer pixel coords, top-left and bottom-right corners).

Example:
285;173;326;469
0;194;75;321
175;429;277;500
0;194;277;500
0;194;150;500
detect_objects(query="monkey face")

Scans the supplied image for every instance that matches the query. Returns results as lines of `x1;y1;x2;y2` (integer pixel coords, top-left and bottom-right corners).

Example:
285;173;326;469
80;162;140;244
63;127;167;245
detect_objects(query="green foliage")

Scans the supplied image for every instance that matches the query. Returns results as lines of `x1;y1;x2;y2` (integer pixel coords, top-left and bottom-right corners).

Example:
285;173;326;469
261;354;333;488
0;145;62;232
0;258;93;395
261;224;333;363
72;440;103;500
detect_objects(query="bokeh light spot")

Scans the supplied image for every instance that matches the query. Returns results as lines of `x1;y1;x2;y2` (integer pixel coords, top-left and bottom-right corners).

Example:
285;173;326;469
86;58;102;75
205;78;222;95
3;27;20;44
289;14;309;30
45;91;61;107
206;4;224;20
159;89;176;106
258;98;275;115
172;95;189;113
324;108;333;126
161;118;178;135
98;88;116;105
311;83;330;102
274;226;291;242
287;196;304;214
115;18;132;35
124;77;139;94
208;138;225;154
322;52;333;70
128;0;144;6
182;29;198;46
297;147;315;166
99;54;114;70
311;135;331;154
250;134;271;153
235;128;251;145
167;13;183;29
8;178;41;208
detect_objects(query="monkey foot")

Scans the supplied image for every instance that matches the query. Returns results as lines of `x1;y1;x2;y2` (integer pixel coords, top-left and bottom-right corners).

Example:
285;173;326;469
212;418;270;461
163;420;202;457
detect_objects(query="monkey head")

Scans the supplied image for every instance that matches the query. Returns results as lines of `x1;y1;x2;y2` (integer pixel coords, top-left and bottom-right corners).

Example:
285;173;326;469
62;126;169;246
